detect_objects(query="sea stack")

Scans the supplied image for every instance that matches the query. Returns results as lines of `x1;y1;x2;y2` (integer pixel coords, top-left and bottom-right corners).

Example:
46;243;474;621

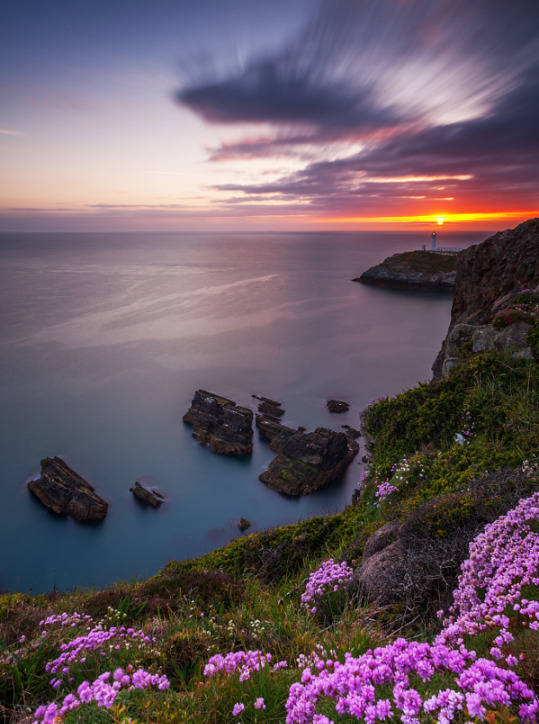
259;427;359;496
355;250;457;291
28;457;108;522
183;389;254;455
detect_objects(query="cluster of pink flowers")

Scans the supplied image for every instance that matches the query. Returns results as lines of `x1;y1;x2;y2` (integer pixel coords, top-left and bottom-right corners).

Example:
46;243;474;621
374;479;398;507
33;666;169;723
45;623;154;684
285;492;538;722
39;611;93;629
204;650;274;682
300;559;354;614
285;638;536;723
232;701;245;717
437;492;539;646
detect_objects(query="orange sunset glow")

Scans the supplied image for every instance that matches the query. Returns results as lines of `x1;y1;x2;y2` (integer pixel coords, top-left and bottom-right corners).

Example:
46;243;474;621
318;210;539;230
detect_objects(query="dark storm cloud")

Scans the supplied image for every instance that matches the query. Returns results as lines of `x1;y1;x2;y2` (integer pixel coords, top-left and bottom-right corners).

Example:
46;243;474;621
178;60;400;132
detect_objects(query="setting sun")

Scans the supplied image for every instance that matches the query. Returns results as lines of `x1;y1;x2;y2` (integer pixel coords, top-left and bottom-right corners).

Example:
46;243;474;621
436;216;446;225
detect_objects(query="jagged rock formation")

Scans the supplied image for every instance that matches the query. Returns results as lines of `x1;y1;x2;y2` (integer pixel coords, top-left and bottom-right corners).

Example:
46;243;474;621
255;414;299;450
259;427;358;496
354;250;457;291
130;481;164;508
28;457;108;522
433;218;538;378
327;399;349;413
183;390;253;455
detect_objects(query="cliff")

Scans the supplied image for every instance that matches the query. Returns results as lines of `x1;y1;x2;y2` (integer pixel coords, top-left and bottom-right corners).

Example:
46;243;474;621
433;218;538;378
354;249;457;291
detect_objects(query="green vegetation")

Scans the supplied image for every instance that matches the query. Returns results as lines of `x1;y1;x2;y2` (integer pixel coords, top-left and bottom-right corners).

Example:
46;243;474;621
380;250;457;274
1;351;537;722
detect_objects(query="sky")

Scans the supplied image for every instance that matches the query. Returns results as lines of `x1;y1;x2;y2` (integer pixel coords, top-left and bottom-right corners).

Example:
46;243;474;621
1;0;538;232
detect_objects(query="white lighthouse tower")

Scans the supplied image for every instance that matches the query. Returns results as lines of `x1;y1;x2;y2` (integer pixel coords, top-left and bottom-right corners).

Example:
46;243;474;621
430;231;437;250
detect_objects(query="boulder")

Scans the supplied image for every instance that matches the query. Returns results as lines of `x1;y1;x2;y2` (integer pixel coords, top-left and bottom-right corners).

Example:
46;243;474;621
28;457;108;522
356;539;407;602
183;390;253;456
361;521;401;560
259;427;359;496
355;250;457;291
327;399;350;413
130;481;164;508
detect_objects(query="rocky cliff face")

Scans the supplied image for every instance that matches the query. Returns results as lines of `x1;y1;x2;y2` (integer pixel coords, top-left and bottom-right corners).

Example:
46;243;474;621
433;218;538;378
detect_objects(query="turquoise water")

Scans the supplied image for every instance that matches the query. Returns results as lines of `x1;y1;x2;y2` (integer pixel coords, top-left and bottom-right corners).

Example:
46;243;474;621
0;231;484;593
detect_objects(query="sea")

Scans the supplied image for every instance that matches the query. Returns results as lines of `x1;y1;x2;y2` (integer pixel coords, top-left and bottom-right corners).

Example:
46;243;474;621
0;230;487;593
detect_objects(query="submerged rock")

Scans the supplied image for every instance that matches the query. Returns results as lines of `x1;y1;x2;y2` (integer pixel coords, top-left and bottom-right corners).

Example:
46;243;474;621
259;427;359;496
130;481;164;508
327;399;349;413
355;250;457;291
183;390;253;456
28;457;108;522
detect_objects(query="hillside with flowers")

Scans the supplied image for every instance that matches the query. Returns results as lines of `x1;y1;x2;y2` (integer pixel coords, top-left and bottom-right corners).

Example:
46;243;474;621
0;224;537;723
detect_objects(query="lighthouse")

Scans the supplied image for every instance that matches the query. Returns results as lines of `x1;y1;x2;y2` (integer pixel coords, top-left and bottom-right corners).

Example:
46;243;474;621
430;231;437;250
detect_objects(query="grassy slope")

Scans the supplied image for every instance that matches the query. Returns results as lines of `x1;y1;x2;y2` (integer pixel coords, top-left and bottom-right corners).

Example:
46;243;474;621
0;351;537;722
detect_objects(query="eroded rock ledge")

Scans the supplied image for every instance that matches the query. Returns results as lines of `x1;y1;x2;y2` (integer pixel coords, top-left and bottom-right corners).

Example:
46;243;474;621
259;427;358;496
28;457;108;522
183;390;253;456
354;250;457;291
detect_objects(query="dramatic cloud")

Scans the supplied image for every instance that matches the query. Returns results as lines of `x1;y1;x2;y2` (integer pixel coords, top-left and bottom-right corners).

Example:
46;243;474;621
176;0;539;218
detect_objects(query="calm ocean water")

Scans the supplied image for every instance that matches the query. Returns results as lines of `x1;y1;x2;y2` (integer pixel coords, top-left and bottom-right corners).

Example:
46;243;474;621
0;230;486;593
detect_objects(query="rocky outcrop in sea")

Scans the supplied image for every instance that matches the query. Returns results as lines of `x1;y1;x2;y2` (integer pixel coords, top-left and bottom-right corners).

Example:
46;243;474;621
355;250;457;291
28;457;108;522
259;427;358;496
432;218;538;378
327;399;349;413
183;390;254;456
130;481;165;508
